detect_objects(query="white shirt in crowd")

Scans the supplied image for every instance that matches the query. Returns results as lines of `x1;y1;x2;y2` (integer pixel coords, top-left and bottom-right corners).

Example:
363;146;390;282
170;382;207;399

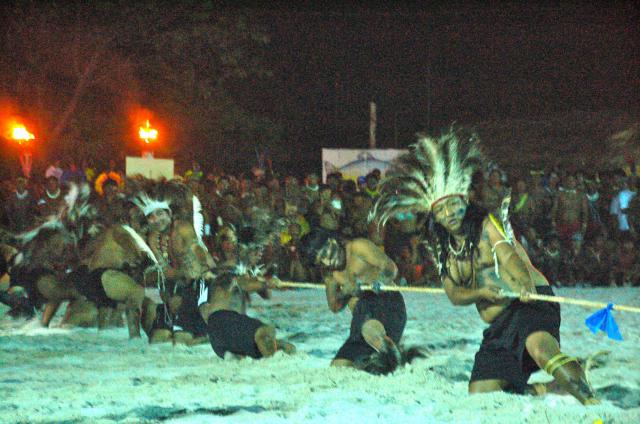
610;188;637;231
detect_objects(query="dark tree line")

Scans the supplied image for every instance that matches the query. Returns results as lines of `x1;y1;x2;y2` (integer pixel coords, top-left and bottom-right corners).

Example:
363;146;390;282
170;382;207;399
0;1;284;175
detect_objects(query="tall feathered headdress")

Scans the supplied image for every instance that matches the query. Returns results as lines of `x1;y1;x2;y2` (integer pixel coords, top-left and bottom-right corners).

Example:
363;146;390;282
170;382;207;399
371;128;483;225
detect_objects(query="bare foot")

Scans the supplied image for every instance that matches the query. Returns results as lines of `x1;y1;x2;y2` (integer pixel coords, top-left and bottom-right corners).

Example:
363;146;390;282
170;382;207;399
276;340;296;354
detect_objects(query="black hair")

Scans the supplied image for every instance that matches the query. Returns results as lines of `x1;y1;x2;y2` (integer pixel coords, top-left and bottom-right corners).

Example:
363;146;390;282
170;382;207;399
318;184;331;193
103;178;118;188
428;202;487;279
341;180;357;194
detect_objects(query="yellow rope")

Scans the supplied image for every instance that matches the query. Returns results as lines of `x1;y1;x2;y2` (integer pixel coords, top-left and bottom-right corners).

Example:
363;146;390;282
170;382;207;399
275;281;640;313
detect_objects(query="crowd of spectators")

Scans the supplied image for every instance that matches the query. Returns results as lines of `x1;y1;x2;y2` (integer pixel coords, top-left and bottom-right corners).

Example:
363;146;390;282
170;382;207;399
2;160;639;288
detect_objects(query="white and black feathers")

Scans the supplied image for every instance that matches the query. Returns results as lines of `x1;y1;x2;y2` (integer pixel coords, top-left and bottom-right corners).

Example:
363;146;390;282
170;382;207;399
16;182;94;245
131;192;171;217
371;129;483;225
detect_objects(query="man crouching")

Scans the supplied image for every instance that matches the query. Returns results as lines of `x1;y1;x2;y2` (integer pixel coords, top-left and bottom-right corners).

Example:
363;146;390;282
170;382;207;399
199;270;295;359
316;238;422;374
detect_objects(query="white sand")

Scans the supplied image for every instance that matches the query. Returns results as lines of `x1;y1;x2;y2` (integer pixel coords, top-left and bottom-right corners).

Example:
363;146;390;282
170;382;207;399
1;287;639;424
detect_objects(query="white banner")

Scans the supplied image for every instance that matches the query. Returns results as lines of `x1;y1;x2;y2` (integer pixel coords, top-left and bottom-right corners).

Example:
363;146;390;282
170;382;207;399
322;149;407;182
126;157;174;180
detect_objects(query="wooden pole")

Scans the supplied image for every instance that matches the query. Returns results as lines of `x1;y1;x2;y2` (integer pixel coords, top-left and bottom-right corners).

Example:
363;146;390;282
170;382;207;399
503;292;640;314
275;281;640;314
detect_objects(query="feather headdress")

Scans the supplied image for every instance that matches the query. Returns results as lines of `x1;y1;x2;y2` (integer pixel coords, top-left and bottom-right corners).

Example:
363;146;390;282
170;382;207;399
15;182;93;245
94;171;123;196
371;129;483;225
131;192;171;217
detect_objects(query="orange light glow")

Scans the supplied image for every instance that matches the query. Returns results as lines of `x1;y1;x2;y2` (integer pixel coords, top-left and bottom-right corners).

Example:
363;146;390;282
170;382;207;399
11;124;35;145
138;120;158;144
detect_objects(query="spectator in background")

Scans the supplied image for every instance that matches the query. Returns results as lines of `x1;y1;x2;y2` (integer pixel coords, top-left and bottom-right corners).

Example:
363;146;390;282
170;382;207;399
468;170;484;205
283;176;303;209
580;231;613;286
326;172;342;193
481;168;508;217
307;185;342;260
625;177;640;237
540;171;560;226
44;160;63;181
364;173;380;200
584;176;603;235
511;177;537;237
280;222;307;281
610;235;640;287
551;173;589;251
93;172;127;228
5;176;37;232
38;175;65;217
346;192;373;239
61;162;85;185
609;177;636;240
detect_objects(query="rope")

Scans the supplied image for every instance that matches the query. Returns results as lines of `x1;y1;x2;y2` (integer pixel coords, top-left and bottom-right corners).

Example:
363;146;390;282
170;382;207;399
275;281;640;313
277;281;447;295
501;291;640;313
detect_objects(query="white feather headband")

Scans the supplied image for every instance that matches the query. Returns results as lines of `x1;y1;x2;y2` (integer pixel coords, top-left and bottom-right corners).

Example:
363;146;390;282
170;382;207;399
372;129;483;225
132;192;172;217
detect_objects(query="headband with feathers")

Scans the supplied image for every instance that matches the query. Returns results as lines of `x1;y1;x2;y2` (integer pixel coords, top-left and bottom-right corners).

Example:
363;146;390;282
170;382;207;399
371;129;483;226
131;192;172;217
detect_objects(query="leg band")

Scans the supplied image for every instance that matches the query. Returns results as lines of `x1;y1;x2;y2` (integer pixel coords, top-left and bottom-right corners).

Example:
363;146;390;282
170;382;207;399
544;353;578;376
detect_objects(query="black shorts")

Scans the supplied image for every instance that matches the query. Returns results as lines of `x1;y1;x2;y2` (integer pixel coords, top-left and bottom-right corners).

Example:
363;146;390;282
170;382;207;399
151;280;208;337
470;286;561;393
207;310;265;359
69;266;117;309
334;291;406;362
9;266;55;309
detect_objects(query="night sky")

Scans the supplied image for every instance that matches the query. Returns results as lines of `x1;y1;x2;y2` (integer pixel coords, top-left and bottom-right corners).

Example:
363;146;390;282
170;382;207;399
0;3;638;173
236;3;639;152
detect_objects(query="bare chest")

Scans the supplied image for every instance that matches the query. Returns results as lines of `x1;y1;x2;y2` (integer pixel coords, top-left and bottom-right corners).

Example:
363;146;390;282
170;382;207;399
446;240;500;288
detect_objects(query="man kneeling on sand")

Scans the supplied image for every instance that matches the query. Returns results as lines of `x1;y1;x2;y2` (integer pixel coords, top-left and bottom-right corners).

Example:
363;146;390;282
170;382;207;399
199;270;295;359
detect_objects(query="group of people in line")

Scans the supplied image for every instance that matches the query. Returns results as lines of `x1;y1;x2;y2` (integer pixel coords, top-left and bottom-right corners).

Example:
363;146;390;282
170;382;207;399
1;129;607;405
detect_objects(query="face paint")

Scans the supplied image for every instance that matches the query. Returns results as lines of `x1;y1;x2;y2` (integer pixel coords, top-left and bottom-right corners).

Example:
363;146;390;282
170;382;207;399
148;209;171;232
433;196;467;233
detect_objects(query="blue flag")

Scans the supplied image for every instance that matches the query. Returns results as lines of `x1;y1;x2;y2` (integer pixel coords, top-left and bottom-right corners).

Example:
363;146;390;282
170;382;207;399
585;303;623;341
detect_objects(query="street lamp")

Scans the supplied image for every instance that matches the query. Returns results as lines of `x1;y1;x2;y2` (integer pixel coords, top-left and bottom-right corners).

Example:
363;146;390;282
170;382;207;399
10;123;35;178
138;119;158;158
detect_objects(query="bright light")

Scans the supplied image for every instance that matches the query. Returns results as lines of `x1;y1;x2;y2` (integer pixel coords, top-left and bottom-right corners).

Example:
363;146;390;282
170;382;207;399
11;124;35;145
139;120;158;144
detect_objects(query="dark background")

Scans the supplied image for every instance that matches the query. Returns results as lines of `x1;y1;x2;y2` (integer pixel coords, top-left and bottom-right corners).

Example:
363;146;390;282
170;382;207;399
1;2;638;177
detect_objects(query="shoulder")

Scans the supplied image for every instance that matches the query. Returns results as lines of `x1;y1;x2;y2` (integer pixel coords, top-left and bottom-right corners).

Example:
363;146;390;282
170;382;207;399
482;215;507;242
174;220;196;235
349;238;378;252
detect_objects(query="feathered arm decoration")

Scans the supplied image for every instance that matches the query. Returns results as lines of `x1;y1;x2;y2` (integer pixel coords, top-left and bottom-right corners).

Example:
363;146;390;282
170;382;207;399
121;224;158;265
192;195;207;250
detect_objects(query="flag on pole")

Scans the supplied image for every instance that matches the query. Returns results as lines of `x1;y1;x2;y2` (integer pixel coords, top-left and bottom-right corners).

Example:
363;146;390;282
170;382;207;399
585;303;623;341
